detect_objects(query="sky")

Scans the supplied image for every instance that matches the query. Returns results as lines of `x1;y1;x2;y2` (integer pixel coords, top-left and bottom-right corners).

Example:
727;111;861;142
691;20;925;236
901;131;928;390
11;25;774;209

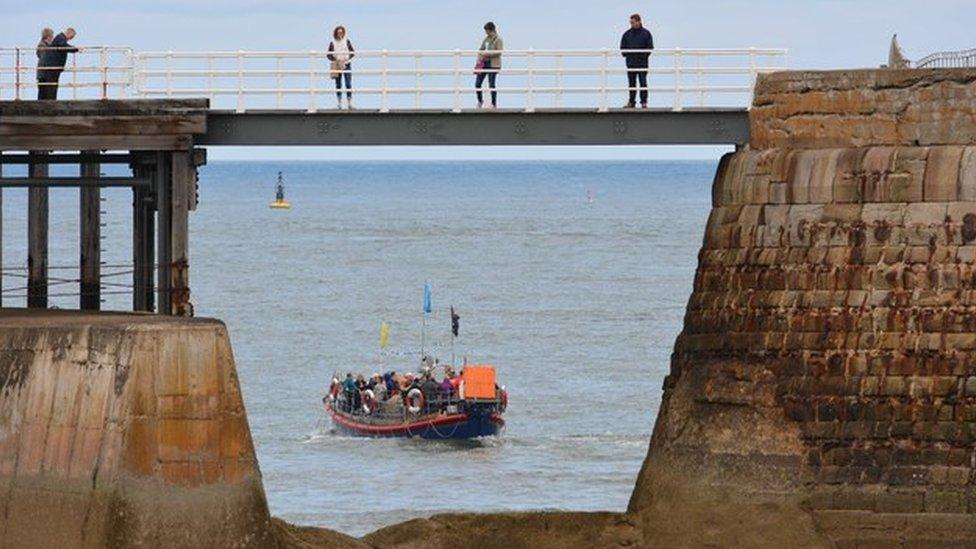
2;0;972;161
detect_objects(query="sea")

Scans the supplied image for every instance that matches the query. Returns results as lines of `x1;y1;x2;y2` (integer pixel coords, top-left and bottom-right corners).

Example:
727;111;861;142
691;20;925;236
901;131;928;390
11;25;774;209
0;159;716;536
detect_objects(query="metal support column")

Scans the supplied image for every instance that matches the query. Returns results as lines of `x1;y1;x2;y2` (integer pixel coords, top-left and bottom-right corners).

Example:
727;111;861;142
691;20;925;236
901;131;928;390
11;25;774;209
80;151;101;310
155;152;172;315
132;161;155;312
170;151;192;316
27;152;48;308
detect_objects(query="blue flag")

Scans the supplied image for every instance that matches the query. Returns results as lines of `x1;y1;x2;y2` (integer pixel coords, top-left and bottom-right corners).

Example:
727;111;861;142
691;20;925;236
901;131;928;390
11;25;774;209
423;281;433;314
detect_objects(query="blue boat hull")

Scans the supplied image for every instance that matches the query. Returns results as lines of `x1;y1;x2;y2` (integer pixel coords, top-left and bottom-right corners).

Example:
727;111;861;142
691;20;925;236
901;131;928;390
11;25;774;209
326;403;504;439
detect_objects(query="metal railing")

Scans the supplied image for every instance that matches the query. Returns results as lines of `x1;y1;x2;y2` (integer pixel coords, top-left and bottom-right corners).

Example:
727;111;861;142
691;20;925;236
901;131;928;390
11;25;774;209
0;46;133;100
0;46;788;112
916;47;976;69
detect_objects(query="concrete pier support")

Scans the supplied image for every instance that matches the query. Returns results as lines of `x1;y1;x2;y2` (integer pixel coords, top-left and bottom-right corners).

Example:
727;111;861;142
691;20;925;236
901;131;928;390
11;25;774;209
0;310;275;547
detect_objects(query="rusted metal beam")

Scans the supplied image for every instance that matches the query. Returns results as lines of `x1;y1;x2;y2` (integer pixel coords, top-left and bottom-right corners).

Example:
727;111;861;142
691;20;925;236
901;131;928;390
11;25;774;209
170;151;193;316
0;177;150;188
0;153;135;165
155;152;172;315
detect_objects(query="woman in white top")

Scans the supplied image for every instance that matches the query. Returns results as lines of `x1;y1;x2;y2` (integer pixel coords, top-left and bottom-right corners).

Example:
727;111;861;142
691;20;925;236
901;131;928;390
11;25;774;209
327;26;356;109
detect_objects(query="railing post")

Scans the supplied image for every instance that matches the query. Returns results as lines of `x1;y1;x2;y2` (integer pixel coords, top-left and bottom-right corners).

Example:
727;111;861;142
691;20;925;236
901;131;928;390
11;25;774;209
166;50;173;97
71;51;78;99
414;53;421;109
748;47;758;106
208;55;215;105
100;48;109;99
237;50;246;113
276;56;283;109
672;47;682;112
381;49;389;113
453;49;461;113
555;54;562;108
696;53;703;108
525;48;535;113
599;48;608;113
307;50;316;113
14;47;21;101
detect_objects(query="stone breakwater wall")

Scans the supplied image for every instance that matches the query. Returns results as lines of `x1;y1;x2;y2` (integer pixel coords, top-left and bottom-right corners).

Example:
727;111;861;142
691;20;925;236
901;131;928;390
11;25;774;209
0;311;275;548
631;69;976;548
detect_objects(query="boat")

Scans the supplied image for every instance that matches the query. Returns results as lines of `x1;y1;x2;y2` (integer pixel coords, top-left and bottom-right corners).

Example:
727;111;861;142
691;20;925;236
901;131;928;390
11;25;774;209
269;171;291;209
323;364;507;439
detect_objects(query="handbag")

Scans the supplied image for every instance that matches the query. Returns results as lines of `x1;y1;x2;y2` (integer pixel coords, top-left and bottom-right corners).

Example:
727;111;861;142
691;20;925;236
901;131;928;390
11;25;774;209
473;57;485;74
329;59;344;79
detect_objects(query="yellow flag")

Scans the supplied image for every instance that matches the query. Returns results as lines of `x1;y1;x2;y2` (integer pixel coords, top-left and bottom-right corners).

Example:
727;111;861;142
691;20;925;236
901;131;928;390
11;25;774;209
379;321;389;349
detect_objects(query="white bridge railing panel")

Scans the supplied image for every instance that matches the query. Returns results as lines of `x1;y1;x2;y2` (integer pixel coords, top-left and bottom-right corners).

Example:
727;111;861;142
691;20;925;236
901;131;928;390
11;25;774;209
0;46;788;112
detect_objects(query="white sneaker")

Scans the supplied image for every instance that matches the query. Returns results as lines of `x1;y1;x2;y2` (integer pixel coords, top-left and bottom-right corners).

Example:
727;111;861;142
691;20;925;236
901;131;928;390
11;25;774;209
346;101;355;110
337;99;345;110
477;102;484;109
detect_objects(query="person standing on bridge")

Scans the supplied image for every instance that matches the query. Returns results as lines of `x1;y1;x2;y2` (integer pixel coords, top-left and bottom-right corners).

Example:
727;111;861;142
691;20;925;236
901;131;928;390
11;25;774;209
475;21;503;109
328;25;355;109
35;27;54;100
620;14;654;109
37;27;78;100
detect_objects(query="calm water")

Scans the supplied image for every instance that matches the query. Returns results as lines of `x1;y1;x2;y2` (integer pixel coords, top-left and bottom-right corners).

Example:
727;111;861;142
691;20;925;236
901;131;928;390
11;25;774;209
0;160;715;536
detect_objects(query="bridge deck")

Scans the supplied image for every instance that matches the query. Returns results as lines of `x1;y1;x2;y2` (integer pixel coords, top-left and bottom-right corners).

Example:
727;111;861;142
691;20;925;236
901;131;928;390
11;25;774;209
205;108;749;146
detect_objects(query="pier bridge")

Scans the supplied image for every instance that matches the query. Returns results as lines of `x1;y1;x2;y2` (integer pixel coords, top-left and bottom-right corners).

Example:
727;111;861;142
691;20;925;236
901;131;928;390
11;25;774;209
0;46;786;315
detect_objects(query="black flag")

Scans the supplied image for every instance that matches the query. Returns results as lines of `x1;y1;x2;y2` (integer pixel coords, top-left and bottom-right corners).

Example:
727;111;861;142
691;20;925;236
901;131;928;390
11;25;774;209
451;306;460;337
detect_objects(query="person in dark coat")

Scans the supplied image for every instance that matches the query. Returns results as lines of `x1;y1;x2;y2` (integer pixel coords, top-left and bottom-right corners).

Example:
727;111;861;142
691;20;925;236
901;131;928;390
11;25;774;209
35;28;54;99
619;14;654;108
38;28;78;100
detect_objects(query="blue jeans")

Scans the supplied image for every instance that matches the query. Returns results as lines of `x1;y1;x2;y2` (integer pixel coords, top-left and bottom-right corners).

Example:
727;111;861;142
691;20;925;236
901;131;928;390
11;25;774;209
475;70;497;106
334;63;352;100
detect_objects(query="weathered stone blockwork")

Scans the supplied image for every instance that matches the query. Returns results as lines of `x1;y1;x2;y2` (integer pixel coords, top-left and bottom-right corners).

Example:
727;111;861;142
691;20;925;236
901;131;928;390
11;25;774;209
0;310;275;548
632;69;976;548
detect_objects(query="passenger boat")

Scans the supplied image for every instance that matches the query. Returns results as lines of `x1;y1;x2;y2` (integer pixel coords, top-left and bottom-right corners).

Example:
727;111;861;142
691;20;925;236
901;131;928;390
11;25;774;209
323;364;507;439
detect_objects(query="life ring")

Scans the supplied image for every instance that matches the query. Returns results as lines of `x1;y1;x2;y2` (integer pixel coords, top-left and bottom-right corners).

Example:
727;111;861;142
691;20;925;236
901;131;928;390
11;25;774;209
500;387;508;411
458;381;465;400
405;388;425;414
329;379;339;398
362;389;377;414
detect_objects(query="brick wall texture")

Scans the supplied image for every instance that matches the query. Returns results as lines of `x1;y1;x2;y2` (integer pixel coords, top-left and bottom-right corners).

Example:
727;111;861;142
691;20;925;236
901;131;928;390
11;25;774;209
631;69;976;548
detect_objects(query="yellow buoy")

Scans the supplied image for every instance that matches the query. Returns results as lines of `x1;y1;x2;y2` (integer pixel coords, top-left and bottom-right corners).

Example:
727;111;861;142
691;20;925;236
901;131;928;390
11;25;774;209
269;171;291;209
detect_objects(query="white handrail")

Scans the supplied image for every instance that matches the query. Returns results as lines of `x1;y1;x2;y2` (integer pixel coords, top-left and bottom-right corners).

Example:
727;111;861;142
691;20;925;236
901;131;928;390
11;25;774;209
0;45;788;111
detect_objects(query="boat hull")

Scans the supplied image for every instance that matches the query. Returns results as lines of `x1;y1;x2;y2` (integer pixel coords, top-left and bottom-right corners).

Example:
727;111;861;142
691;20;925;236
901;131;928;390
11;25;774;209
326;402;504;439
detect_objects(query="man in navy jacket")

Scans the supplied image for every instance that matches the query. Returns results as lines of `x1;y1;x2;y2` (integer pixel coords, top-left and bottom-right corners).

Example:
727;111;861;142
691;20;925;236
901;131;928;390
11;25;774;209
620;14;654;108
38;28;78;100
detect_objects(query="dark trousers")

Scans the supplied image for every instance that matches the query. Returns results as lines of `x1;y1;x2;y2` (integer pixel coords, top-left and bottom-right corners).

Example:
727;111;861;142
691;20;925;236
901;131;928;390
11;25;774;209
334;64;352;100
37;70;60;100
475;71;498;106
627;69;648;105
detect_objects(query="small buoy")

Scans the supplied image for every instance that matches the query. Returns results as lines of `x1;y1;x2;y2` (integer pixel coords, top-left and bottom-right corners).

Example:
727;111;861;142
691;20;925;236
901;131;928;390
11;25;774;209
269;171;291;209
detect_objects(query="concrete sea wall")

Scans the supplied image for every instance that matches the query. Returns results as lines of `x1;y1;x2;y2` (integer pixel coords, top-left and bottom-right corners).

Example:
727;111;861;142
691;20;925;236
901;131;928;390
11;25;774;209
630;69;976;547
0;310;275;548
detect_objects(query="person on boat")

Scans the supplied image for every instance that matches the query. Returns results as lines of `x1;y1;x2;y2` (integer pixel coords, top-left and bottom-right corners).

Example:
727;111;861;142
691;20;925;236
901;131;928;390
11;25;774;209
421;373;441;413
371;373;387;401
384;371;397;395
355;374;367;391
439;374;455;400
342;373;357;412
450;368;463;394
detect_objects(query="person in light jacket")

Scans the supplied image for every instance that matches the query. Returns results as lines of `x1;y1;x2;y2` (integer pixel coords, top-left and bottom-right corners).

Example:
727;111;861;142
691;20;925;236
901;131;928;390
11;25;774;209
475;21;503;108
620;14;654;108
38;27;77;100
327;25;356;109
35;27;54;99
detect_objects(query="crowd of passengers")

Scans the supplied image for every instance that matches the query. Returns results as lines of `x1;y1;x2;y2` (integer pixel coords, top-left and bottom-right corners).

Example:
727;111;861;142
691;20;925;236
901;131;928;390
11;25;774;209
333;359;463;415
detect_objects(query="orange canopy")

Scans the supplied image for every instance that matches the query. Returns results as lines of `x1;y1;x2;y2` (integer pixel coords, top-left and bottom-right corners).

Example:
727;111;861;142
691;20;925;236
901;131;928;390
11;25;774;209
462;365;497;399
